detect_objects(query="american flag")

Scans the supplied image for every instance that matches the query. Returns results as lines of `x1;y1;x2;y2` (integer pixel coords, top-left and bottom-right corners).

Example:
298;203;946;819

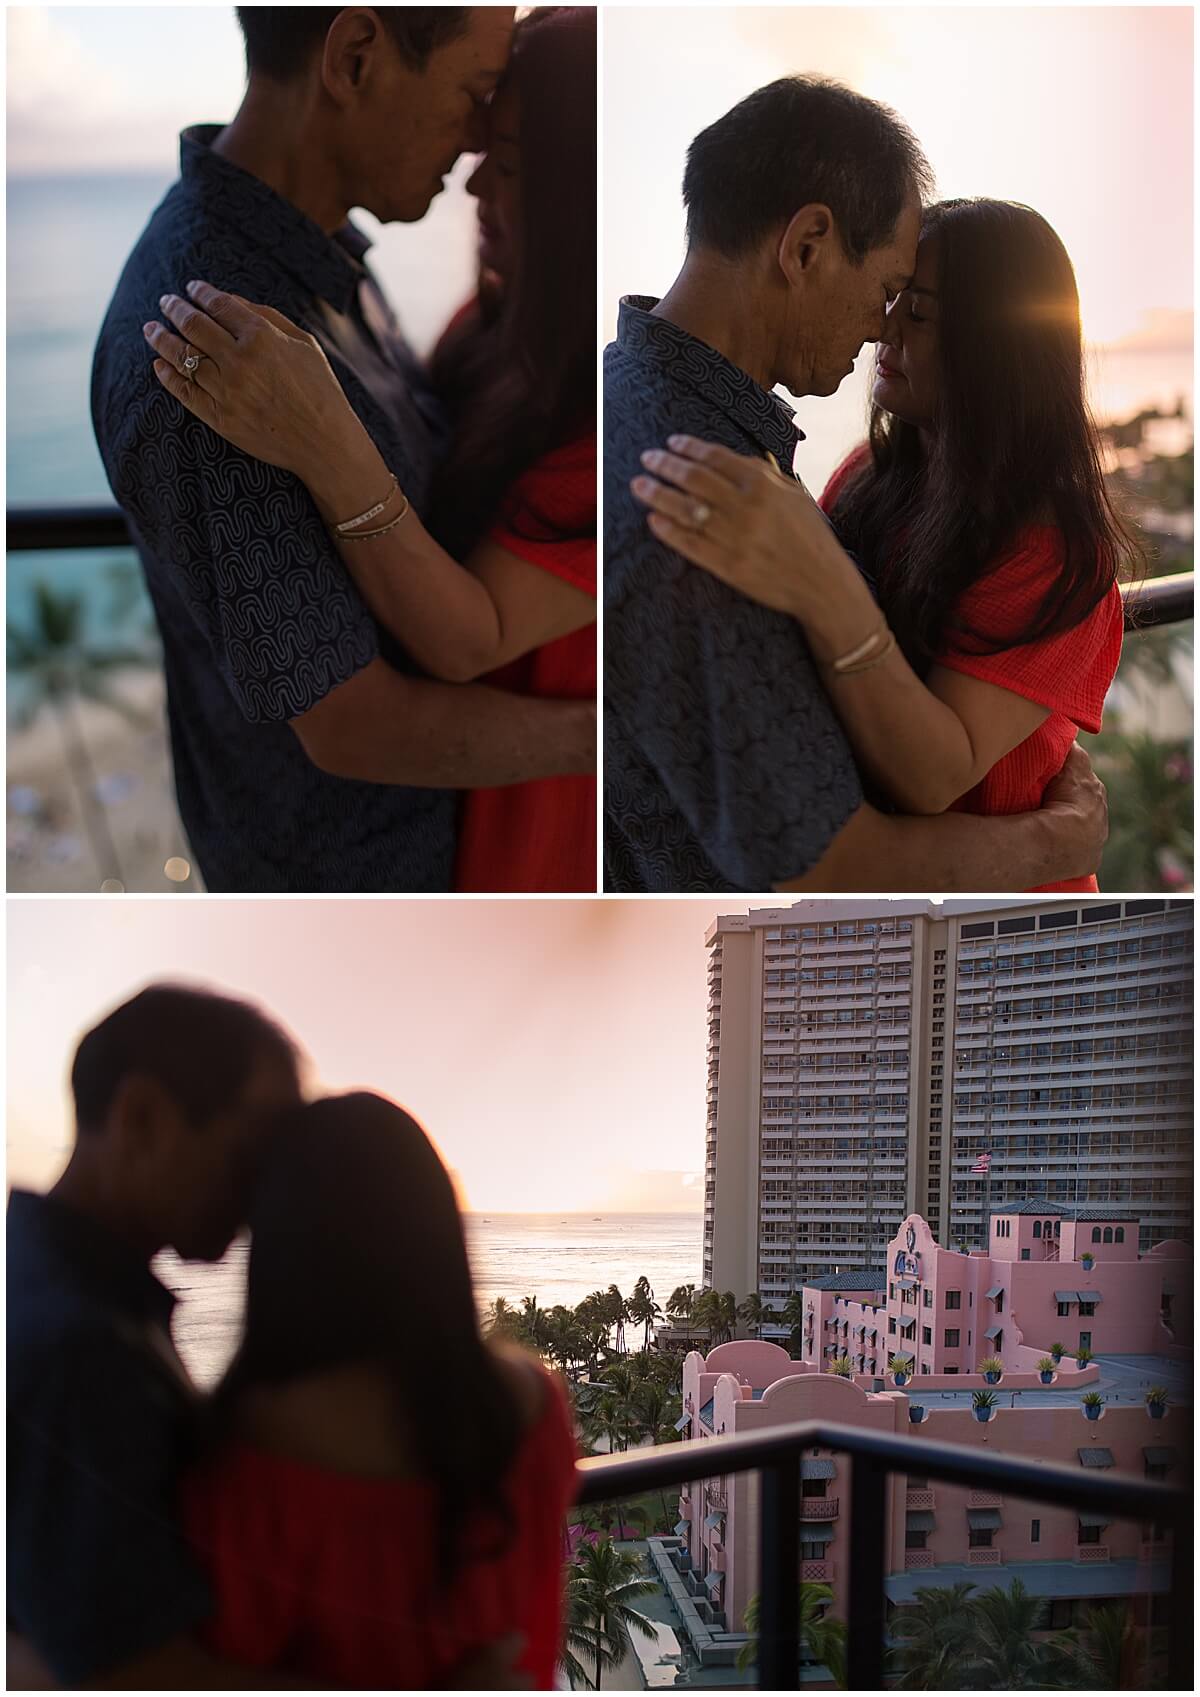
970;1150;992;1175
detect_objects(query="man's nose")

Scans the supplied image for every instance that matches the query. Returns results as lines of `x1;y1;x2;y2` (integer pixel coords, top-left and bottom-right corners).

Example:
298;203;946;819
463;104;489;154
877;299;902;347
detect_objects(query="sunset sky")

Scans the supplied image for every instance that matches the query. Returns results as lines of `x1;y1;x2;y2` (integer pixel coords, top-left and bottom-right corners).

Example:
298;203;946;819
8;898;733;1213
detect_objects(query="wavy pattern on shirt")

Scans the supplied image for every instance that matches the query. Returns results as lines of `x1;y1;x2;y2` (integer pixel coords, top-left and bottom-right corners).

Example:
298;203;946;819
603;296;862;893
91;127;456;892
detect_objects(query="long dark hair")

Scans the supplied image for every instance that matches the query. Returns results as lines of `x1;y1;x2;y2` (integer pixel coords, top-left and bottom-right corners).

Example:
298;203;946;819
828;199;1142;672
428;7;596;557
211;1093;527;1587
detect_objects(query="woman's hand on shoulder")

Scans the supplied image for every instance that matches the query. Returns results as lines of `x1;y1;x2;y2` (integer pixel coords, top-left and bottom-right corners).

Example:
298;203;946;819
629;434;854;620
142;280;367;484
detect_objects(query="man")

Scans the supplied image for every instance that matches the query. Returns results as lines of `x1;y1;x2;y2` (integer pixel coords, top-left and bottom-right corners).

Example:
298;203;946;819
604;77;1107;891
93;8;593;893
7;985;304;1686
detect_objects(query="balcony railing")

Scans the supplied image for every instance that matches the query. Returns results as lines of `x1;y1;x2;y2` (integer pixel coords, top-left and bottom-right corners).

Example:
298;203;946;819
7;508;1195;633
575;1416;1191;1691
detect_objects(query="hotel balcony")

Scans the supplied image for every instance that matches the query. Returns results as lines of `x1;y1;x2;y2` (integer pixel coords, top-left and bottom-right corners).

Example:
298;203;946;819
574;1410;1190;1689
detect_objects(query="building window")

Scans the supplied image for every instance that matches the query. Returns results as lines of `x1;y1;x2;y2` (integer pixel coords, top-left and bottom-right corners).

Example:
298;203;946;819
1078;1303;1096;1318
968;1529;994;1549
1092;1227;1102;1243
1033;1221;1042;1238
923;1289;932;1308
1077;1524;1102;1545
944;1329;960;1348
995;1291;1005;1313
1020;1249;1030;1261
1031;1519;1040;1544
922;1327;932;1346
800;1539;828;1561
888;1318;896;1334
1057;1302;1071;1318
946;1291;961;1310
905;1529;928;1550
1115;1228;1125;1243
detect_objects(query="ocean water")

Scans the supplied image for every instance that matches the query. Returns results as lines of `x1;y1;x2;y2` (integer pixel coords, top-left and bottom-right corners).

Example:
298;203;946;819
156;1211;703;1389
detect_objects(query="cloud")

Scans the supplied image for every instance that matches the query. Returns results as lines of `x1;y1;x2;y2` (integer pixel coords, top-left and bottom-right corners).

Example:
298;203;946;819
7;7;243;174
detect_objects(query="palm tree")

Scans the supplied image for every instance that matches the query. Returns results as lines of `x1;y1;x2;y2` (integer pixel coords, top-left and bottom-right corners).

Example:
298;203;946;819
781;1291;807;1356
736;1583;847;1683
717;1290;738;1344
605;1285;630;1354
484;1296;521;1339
692;1287;723;1345
559;1567;622;1689
666;1283;698;1346
519;1294;552;1355
8;579;156;886
738;1292;766;1338
628;1276;663;1350
1043;1603;1152;1690
561;1539;659;1690
967;1578;1052;1688
888;1582;979;1688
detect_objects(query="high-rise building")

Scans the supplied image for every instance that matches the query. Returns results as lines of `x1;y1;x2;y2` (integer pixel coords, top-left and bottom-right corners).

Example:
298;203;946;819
703;897;1192;1328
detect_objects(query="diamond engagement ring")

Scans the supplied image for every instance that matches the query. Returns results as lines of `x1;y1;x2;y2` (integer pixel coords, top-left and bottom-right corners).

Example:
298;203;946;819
690;501;712;529
180;347;203;379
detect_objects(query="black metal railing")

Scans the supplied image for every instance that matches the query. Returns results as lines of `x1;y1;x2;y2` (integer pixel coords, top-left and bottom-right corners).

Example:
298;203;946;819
575;1418;1192;1690
5;506;1196;631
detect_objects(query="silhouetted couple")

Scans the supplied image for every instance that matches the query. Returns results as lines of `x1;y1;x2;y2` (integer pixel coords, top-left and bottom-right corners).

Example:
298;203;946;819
8;984;576;1688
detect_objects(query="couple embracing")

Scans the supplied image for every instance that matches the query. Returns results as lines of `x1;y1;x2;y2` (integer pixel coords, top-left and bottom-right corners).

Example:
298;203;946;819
93;7;596;894
605;76;1136;893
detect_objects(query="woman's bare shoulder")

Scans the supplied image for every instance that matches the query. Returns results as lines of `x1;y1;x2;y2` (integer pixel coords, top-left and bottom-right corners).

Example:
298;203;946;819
489;1342;560;1430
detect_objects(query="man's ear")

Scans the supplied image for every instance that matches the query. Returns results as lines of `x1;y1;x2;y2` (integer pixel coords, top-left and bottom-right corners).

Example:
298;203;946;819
777;203;837;289
108;1072;176;1164
320;7;387;105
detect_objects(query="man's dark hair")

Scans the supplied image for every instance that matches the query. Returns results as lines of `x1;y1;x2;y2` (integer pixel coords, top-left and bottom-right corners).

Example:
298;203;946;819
71;984;300;1130
683;75;934;263
235;7;471;80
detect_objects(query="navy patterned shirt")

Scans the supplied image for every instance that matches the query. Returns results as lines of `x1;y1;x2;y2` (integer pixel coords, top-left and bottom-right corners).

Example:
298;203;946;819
92;127;456;891
603;297;862;891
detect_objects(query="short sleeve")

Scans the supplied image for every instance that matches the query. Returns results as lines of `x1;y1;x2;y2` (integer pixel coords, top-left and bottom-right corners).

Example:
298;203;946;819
516;1370;579;1689
488;434;597;596
7;1326;212;1684
937;534;1124;734
819;443;872;514
605;521;862;889
117;402;379;724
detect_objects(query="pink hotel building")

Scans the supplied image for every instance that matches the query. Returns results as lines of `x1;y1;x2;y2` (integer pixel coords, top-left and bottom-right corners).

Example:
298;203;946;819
666;1204;1189;1662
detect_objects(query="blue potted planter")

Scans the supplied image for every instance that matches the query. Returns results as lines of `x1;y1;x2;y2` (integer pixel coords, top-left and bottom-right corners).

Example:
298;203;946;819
1039;1370;1054;1385
1148;1401;1166;1420
984;1372;1000;1385
908;1404;925;1424
974;1406;991;1423
1082;1396;1103;1422
894;1372;909;1387
972;1391;997;1423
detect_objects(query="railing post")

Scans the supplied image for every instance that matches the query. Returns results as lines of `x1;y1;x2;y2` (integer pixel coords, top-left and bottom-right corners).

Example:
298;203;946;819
757;1456;800;1689
845;1453;888;1690
1167;1509;1192;1690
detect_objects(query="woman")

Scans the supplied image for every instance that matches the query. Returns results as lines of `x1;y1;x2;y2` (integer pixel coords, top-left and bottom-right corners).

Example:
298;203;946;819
632;200;1138;893
182;1094;577;1687
144;7;596;893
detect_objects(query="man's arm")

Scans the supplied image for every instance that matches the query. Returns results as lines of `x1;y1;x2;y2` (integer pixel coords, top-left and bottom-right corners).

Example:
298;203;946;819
290;656;594;786
781;746;1107;891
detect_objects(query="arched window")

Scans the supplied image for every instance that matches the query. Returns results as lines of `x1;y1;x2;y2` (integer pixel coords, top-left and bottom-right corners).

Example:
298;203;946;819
1054;1221;1061;1237
1092;1227;1102;1243
1044;1221;1053;1237
1115;1227;1125;1243
1103;1227;1113;1243
1033;1221;1042;1238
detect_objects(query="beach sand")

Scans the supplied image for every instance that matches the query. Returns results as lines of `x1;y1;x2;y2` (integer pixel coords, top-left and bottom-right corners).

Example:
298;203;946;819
6;668;203;893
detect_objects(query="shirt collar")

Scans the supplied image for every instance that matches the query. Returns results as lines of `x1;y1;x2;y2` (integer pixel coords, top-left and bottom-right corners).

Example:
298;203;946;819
8;1188;178;1329
179;124;370;313
616;295;805;468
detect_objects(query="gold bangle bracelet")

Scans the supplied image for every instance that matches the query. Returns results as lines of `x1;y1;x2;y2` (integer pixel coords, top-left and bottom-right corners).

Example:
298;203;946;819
830;622;890;672
336;493;411;541
335;474;399;534
836;629;897;675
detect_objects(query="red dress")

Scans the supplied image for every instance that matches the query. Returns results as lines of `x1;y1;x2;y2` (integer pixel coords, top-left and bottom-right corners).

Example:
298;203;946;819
820;450;1122;892
181;1367;578;1689
455;432;597;892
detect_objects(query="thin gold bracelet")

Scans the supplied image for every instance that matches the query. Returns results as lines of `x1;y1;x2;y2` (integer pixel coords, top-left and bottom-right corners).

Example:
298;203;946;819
836;629;897;675
830;622;890;672
337;493;411;541
335;474;399;534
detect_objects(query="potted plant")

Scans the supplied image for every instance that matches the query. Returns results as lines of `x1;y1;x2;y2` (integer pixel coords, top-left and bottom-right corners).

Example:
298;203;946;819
1076;1347;1093;1367
830;1355;853;1377
1146;1386;1169;1420
1081;1390;1104;1422
1081;1251;1096;1272
1037;1357;1057;1385
908;1402;926;1424
1049;1341;1066;1363
979;1356;1004;1385
972;1389;997;1423
891;1353;913;1387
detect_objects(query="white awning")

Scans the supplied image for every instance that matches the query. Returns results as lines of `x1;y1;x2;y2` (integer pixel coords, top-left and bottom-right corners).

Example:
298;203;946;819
967;1509;1002;1529
704;1511;724;1531
801;1459;837;1480
705;1570;724;1593
674;1413;690;1432
673;1519;689;1538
